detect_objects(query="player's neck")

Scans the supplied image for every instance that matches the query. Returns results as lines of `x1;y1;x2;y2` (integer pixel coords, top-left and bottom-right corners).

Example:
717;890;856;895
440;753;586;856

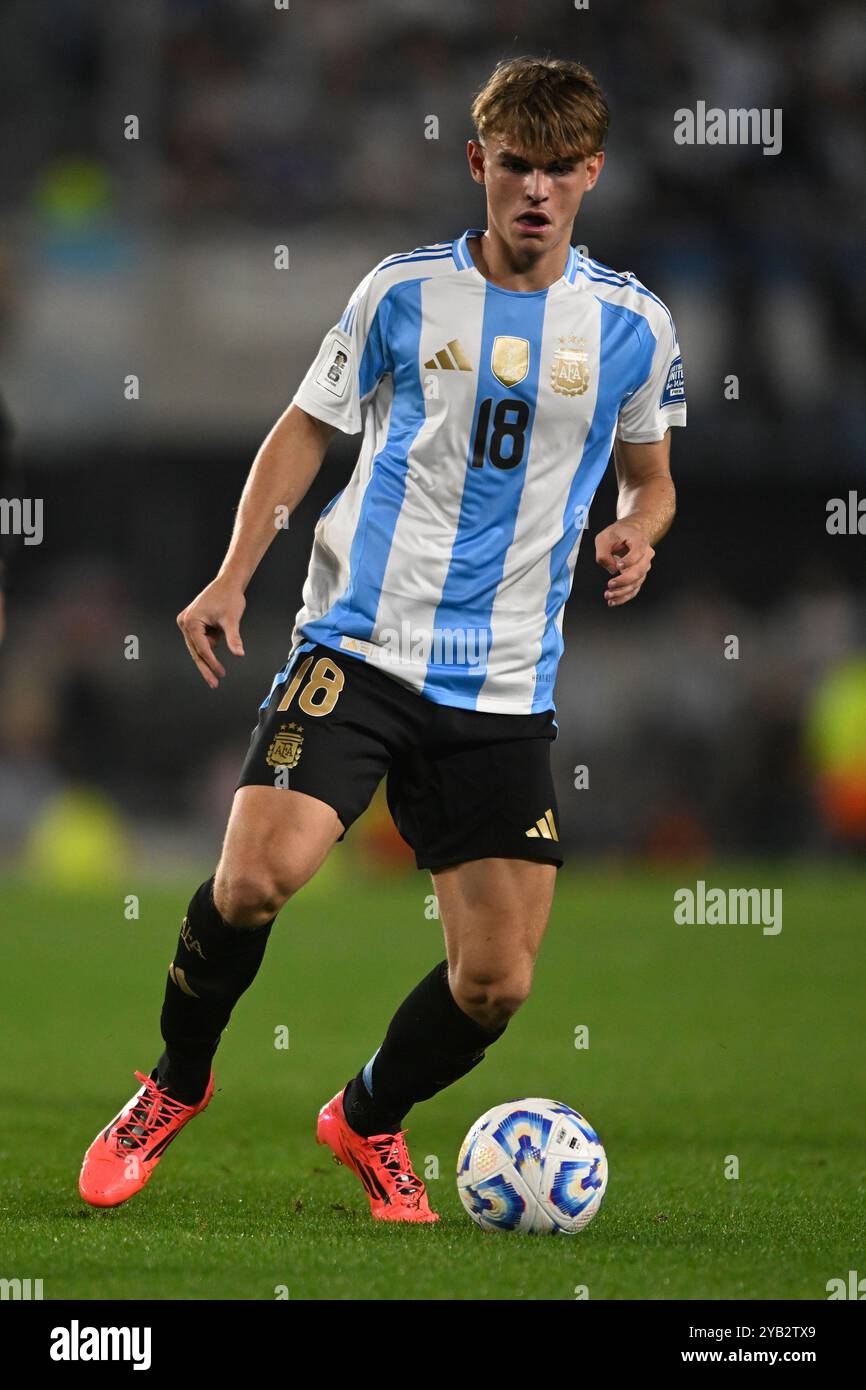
468;227;570;292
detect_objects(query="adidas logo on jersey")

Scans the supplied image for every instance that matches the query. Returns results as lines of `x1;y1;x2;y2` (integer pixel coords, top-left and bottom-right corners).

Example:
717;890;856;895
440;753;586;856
423;339;473;371
525;808;559;841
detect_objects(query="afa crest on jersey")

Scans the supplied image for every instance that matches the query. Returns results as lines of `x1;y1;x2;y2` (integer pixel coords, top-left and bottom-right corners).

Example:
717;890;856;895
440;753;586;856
551;337;590;396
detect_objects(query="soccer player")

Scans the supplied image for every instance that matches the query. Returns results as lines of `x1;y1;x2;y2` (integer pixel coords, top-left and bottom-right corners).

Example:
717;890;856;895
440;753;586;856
80;57;685;1221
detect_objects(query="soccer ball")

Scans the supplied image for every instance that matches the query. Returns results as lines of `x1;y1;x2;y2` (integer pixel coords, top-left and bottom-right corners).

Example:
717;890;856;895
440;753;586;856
456;1098;608;1234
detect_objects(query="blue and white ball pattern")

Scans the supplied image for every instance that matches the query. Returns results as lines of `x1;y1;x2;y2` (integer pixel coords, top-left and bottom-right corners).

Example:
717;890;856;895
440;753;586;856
457;1098;608;1234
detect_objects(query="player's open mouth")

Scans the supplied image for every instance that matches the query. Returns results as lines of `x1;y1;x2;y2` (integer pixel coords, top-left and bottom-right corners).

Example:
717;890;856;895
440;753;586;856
515;212;551;232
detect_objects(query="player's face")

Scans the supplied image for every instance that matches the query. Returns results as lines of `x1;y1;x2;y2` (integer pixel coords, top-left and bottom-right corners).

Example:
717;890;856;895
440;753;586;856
468;136;604;261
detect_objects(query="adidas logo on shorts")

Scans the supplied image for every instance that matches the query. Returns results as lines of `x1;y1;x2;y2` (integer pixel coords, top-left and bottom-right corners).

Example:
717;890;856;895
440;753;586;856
525;808;558;841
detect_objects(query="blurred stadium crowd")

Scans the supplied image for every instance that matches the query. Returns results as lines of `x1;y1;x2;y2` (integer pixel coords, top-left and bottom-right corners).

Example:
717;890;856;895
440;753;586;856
0;0;864;874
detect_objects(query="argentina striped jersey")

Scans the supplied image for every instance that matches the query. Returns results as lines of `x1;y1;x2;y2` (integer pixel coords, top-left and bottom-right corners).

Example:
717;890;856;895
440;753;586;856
278;228;686;715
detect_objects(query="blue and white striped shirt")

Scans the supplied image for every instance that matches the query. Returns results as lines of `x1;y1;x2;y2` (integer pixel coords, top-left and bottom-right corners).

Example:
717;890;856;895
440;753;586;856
280;228;686;715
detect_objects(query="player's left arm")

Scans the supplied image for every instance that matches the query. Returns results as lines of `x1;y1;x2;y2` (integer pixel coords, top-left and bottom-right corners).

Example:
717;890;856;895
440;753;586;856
595;432;676;607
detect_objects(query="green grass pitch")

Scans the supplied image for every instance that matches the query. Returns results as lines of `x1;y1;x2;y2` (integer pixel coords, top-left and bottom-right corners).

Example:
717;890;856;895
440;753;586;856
1;862;863;1300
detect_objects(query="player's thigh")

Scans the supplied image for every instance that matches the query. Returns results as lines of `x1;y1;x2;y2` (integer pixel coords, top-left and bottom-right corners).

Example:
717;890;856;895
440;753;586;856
215;784;344;910
433;856;557;998
222;643;413;917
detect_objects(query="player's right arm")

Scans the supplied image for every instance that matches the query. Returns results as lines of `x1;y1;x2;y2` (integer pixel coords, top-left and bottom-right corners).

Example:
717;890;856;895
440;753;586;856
179;256;390;687
177;404;336;688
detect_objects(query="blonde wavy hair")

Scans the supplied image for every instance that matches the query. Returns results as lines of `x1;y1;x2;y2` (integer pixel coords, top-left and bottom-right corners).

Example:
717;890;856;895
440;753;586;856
471;57;609;161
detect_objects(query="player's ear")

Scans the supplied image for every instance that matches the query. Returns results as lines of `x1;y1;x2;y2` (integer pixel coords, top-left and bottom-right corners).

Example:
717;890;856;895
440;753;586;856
467;140;486;186
584;149;605;190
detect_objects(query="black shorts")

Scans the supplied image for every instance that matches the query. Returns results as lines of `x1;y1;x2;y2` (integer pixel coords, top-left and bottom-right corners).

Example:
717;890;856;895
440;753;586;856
235;642;563;873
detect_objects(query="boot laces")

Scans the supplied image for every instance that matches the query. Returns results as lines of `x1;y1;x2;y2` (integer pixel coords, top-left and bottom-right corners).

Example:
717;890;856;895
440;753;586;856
112;1072;187;1151
370;1132;423;1200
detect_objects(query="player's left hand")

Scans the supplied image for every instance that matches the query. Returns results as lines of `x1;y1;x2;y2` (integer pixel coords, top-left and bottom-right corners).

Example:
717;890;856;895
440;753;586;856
595;519;654;607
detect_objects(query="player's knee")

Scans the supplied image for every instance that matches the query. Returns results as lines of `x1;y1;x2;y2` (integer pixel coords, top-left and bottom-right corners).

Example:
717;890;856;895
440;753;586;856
213;868;292;927
451;964;532;1028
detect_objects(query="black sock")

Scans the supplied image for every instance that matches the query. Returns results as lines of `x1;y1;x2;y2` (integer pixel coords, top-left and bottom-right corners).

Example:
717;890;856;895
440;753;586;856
156;876;275;1104
342;960;507;1137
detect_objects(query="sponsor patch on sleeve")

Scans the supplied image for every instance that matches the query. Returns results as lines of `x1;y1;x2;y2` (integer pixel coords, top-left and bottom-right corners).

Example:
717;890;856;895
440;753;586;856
315;335;352;398
660;354;685;408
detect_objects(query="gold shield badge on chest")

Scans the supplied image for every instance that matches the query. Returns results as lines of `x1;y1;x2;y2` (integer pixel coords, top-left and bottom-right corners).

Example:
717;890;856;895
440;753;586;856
551;336;591;396
491;336;530;388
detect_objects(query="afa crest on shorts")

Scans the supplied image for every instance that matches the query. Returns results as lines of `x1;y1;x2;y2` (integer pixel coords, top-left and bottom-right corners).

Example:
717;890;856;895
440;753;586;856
265;722;305;769
550;337;590;396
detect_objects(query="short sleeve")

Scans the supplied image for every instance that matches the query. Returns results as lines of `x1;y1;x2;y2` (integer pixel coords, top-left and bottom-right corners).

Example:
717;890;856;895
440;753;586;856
292;268;391;435
616;310;686;443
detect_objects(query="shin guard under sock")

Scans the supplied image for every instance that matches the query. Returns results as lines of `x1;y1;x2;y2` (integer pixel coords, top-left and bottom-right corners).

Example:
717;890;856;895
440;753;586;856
157;876;275;1103
342;960;507;1137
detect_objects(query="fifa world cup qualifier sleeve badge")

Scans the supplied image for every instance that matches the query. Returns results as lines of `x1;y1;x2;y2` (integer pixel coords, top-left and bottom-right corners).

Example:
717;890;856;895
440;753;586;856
660;353;685;408
315;335;352;398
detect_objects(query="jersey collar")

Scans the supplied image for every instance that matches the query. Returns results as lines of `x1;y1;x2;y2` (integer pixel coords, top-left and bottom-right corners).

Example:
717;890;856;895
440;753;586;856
452;228;580;289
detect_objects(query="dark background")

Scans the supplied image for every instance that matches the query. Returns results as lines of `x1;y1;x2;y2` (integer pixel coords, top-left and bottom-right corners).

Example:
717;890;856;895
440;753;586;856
0;0;864;870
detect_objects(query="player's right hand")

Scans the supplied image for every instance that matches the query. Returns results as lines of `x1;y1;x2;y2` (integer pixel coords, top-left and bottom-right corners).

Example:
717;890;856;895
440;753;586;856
176;579;246;688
